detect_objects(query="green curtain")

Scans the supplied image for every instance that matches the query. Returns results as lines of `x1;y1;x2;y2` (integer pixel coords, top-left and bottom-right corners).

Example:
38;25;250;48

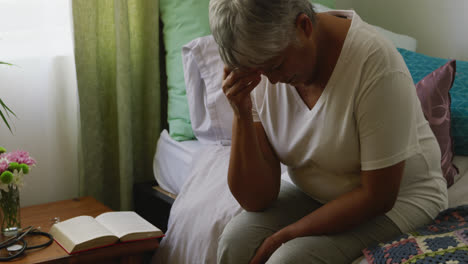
72;0;161;210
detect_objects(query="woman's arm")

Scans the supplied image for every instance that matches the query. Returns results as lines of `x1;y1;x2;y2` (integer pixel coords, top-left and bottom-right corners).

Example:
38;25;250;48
223;68;282;212
277;160;405;240
249;161;404;264
229;119;282;212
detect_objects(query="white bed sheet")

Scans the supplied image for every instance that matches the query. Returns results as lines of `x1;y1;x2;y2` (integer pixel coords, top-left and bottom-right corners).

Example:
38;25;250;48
153;129;204;195
153;144;242;264
154;129;292;195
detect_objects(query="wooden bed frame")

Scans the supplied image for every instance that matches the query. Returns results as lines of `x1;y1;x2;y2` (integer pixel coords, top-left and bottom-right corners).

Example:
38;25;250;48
133;181;175;233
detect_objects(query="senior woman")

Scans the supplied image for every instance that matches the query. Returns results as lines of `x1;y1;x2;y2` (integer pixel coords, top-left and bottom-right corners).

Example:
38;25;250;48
209;0;448;263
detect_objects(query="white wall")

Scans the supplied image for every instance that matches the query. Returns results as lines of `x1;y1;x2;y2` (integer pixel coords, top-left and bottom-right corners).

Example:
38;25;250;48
0;0;79;206
336;0;468;61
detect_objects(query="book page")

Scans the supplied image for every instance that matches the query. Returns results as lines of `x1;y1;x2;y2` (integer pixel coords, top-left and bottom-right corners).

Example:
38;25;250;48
95;211;163;241
53;215;117;247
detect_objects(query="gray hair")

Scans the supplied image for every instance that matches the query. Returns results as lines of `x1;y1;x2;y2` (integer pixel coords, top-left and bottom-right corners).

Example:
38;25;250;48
209;0;316;69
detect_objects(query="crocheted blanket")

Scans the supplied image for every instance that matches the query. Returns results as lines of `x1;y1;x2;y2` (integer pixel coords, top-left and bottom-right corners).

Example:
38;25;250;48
363;205;468;264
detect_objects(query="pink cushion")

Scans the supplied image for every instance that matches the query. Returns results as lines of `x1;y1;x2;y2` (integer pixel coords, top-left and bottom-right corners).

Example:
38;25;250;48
416;60;458;187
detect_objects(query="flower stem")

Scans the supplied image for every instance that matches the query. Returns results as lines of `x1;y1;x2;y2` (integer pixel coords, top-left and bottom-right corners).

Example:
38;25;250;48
0;185;20;236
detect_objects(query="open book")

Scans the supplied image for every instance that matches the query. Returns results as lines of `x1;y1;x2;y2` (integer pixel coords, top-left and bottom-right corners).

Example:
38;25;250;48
49;211;164;254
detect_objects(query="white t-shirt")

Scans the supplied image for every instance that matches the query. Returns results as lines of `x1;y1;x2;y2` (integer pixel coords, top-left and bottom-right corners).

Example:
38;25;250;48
250;10;448;233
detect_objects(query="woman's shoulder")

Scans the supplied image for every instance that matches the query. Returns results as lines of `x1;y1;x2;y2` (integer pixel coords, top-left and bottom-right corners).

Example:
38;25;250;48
347;21;412;83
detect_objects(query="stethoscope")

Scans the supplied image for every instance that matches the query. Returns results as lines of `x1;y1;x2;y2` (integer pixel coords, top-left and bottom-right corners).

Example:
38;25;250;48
0;226;53;261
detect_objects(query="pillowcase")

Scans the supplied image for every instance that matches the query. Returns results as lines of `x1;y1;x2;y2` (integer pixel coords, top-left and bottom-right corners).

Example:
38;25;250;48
182;35;233;145
311;3;418;52
374;26;417;52
160;0;212;141
398;48;468;156
416;60;458;187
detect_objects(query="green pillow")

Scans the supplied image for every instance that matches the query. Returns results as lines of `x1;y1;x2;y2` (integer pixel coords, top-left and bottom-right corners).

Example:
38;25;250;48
160;0;335;141
160;0;211;141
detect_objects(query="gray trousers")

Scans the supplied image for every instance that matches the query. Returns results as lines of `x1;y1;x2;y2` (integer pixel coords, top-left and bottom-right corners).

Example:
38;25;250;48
217;181;402;264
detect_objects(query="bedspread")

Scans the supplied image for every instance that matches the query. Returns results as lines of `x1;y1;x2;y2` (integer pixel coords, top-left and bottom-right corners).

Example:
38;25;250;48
152;144;243;264
363;205;468;264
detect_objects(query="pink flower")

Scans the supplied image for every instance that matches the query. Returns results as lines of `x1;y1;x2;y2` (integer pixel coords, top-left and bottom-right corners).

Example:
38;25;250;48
5;151;36;166
0;160;8;173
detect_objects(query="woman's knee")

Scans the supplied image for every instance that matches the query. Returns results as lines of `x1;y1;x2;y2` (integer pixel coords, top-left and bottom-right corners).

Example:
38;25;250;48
218;212;275;264
266;236;352;264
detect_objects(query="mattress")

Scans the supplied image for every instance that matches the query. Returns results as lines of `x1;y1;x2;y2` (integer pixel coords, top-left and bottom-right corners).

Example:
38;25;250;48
153;129;204;195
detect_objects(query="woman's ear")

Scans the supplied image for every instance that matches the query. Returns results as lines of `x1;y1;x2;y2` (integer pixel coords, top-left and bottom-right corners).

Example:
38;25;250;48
295;13;313;38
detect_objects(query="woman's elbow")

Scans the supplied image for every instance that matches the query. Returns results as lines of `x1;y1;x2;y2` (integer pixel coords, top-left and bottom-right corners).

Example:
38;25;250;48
231;189;277;212
382;201;396;213
377;195;398;214
365;189;398;214
241;203;269;212
228;174;280;212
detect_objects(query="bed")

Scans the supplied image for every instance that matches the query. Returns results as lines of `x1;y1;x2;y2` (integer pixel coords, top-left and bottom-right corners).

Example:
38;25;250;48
153;129;204;196
151;1;468;263
152;130;468;264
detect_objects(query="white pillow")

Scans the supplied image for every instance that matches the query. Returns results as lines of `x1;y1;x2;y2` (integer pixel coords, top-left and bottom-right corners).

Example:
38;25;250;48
312;3;417;51
373;25;417;52
182;35;232;145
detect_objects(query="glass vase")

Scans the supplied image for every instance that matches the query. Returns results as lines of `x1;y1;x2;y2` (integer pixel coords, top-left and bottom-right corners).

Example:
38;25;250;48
0;185;21;236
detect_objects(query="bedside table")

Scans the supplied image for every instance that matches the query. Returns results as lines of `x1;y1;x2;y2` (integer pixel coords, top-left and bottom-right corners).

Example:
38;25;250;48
6;197;159;264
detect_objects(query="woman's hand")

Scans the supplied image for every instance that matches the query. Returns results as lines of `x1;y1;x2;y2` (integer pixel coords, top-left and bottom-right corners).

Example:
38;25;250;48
222;66;262;118
249;230;293;264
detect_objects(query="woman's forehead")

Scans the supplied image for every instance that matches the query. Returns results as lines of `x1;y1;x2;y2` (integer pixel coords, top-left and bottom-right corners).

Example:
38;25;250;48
258;50;288;70
235;44;291;71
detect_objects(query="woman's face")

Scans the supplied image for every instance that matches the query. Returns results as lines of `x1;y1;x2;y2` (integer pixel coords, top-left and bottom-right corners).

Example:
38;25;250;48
259;15;319;87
